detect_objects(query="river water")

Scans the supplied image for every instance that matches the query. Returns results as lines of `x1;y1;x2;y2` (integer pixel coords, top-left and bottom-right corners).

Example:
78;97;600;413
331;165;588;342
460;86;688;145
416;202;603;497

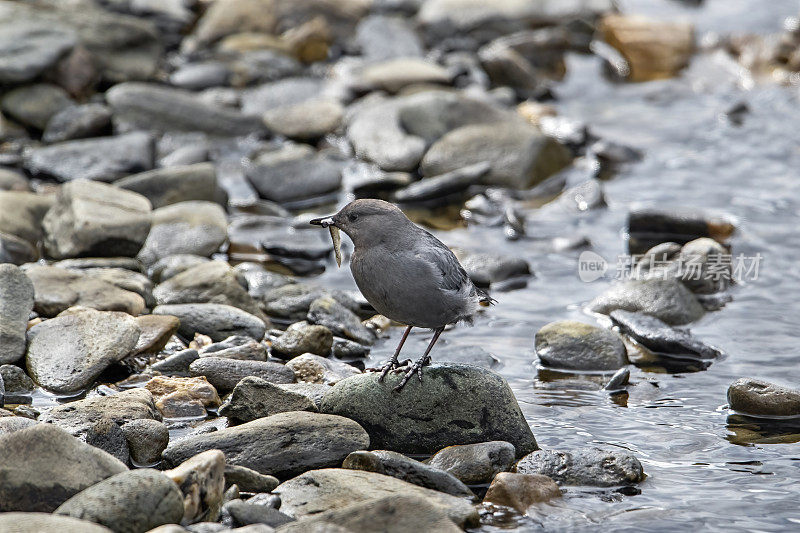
315;2;800;531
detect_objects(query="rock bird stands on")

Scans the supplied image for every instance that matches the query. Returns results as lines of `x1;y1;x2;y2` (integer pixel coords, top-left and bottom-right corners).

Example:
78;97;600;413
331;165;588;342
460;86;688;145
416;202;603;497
311;199;494;391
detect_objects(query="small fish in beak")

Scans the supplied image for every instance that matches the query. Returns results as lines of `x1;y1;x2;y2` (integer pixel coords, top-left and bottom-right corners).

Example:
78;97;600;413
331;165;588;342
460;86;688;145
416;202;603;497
310;215;342;267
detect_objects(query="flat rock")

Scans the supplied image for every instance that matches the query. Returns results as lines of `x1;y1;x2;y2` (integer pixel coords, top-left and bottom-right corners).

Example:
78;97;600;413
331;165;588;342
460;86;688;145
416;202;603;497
307;297;375;346
535;320;628;371
271;322;333;359
0;513;112;533
0;21;76;84
459;251;531;286
138;202;228;265
610;310;722;359
0;424;127;512
133;314;180;355
285;353;361;385
246;145;342;204
43;103;112;143
106;82;265;136
727;378;800;417
1;83;72;130
154;262;266;321
219;376;318;423
42;180;152;259
428;441;516;485
356;58;451;93
23;265;146;317
392;162;490;204
26;307;141;393
25;132;154;182
320;363;536;457
516;447;645;487
164;449;226;524
263;99;344;141
588;278;705;325
155;303;266;342
116;163;221;209
162;412;369;479
421;122;572;189
0;264;34;364
274;469;478;528
343;450;473;497
55;469;185;533
189;357;295;392
483;472;561;512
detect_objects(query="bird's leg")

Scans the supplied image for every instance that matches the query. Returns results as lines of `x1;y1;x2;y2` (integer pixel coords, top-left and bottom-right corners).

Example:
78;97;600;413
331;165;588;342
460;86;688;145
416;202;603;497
376;325;412;382
394;327;444;392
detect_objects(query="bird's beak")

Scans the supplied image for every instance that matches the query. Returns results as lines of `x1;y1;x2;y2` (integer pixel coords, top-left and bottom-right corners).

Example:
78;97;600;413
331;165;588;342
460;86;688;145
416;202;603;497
310;215;336;228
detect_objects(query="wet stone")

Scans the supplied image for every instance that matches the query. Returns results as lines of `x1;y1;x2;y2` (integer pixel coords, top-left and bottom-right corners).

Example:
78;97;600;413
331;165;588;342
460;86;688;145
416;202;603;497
199;336;267;361
428;441;516;485
1;83;73;130
271;322;334;359
286;353;361;385
321;363;536;457
588;278;705;325
610;310;722;359
43;103;112;143
459;251;531;287
0;264;34;364
483;472;561;512
535;320;628;372
516;447;645;487
307;296;376;346
246;145;343;205
116;163;221;209
155;303;267;342
392;162;490;204
121;419;170;465
219;376;318;423
162;412;369;480
138;202;228;265
189;357;295;393
627;208;734;255
25;132;154;183
435;345;501;369
343;450;473;497
727;378;800;417
225;464;280;493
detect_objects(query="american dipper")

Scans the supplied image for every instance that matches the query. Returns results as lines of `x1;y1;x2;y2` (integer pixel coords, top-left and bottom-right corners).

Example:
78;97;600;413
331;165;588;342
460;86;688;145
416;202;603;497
311;199;494;391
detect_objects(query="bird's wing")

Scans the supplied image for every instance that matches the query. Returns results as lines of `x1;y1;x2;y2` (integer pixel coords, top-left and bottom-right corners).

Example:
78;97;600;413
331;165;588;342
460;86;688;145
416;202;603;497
415;230;473;293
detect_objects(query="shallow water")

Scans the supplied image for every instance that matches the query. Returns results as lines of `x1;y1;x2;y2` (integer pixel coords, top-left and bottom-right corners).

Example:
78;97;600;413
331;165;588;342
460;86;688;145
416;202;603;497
311;3;800;531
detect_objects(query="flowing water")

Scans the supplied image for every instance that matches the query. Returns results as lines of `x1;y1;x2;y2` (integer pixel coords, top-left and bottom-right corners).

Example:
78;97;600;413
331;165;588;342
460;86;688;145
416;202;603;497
314;2;800;531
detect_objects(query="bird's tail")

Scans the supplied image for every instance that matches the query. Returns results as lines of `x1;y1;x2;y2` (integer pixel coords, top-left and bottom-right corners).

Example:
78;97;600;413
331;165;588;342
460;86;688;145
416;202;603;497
476;287;496;307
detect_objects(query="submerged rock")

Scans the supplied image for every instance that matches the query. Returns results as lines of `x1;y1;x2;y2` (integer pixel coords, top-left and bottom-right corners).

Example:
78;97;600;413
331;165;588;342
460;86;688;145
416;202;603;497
483;472;561;512
321;363;536;457
516;447;645;487
588;278;705;325
727;378;800;417
162;412;369;479
535;320;628;371
428;441;516;485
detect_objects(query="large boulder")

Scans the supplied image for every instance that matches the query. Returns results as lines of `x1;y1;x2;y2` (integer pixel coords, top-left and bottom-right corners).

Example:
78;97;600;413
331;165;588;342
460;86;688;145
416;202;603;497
320;363;536;457
162;411;369;479
0;424;127;512
0;264;34;364
42;180;152;259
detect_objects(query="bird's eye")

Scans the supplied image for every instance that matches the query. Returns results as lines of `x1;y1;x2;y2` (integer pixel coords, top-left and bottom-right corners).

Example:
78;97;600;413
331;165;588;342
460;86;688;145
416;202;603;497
348;213;359;222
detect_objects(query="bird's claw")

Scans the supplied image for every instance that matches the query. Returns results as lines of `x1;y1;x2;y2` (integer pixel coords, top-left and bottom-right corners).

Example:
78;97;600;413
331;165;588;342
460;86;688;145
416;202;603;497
393;356;430;392
375;358;410;382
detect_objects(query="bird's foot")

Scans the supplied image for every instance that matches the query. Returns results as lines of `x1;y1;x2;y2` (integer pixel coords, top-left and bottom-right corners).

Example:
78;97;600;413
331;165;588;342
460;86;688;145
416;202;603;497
393;355;431;392
374;358;411;382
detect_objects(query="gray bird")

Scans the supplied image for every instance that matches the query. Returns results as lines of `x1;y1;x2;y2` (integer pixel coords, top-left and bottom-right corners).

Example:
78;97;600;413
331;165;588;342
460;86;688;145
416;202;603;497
311;199;494;391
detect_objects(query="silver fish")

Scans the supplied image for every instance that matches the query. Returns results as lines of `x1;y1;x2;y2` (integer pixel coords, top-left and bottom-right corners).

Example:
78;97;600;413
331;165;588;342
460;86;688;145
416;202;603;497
330;226;342;267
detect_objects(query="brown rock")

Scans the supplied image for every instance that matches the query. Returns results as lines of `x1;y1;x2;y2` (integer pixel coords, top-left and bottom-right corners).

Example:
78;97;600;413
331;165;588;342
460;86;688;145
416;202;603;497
483;472;561;513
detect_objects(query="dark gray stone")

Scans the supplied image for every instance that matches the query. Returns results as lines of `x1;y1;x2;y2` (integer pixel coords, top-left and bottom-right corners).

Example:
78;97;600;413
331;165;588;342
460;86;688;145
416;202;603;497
138;202;227;265
271;322;333;359
219;376;318;423
535;320;628;372
1;84;72;130
428;441;516;485
246;145;342;204
121;419;170;465
459;251;531;286
727;378;800;417
516;447;645;487
222;499;294;528
170;61;231;90
224;464;279;493
610;310;722;358
154;303;266;342
392;162;489;203
116;163;220;209
307;297;376;346
43;104;112;143
84;416;130;464
588;278;705;325
151;349;200;373
0;364;35;393
189;357;295;393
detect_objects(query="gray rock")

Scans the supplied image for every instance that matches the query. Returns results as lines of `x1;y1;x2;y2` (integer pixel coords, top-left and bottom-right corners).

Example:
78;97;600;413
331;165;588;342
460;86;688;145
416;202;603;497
343;450;473;497
0;232;37;266
516;447;645;486
307;297;375;346
1;84;72;130
0;21;76;84
421;122;572;189
274;469;478;528
483;472;561;512
219;376;317;423
152;349;200;373
435;345;501;369
132;314;180;355
190;357;295;393
535;320;628;372
163;412;369;479
23;265;146;317
241;78;327;116
164;449;226;524
121;419;170;465
727;378;800;417
0;513;113;533
276;383;331;408
170;61;231;90
278;494;461;533
458;251;531;286
25;132;154;182
320;363;536;457
0;424;127;512
106;82;265;136
428;441;516;485
42;388;161;438
84;416;130;464
116;163;220;209
0;364;35;393
246;145;342;205
0;190;55;243
43;104;112;143
151;255;211;283
26;307;141;393
55;469;185;533
222;500;294;528
588;278;705;325
139;202;228;265
154;262;266;321
392;162;489;204
199;336;267;361
271;323;333;359
229;215;333;265
0;416;38;435
42;180;152;259
257;283;358;321
610;310;722;359
355;58;451;93
627;208;734;255
262;100;343;141
0;168;29;191
225;464;279;493
285;354;361;385
354;15;424;61
155;303;267;342
0;265;34;364
331;338;370;359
